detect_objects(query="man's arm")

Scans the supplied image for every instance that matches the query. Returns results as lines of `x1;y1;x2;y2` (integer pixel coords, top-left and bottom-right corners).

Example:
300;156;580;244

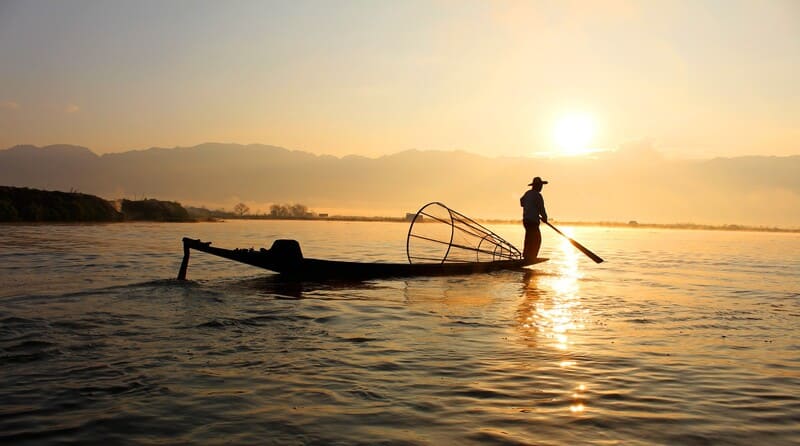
538;194;548;223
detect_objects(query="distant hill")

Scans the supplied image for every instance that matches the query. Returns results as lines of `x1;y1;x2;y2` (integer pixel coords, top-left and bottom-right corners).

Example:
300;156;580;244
1;143;799;227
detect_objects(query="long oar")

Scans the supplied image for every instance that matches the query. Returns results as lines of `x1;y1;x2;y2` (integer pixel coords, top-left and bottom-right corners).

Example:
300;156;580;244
544;221;604;263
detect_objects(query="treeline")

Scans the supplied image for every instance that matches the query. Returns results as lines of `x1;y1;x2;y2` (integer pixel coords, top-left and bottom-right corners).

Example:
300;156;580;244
119;198;190;222
269;203;310;218
186;203;313;219
0;186;193;222
0;186;122;222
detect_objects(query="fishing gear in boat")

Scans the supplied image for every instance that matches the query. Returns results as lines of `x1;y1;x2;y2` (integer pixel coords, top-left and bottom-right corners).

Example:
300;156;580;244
177;202;544;280
406;201;522;264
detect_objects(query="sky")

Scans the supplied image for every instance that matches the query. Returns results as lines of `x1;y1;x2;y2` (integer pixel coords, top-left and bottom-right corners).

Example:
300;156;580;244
0;0;798;159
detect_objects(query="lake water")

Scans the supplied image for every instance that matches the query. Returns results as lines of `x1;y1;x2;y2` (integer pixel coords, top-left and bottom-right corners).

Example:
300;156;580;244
1;220;799;445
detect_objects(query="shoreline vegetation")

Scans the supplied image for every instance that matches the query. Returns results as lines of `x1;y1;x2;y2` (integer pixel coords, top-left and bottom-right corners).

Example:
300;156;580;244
222;215;800;233
0;186;193;222
1;186;797;233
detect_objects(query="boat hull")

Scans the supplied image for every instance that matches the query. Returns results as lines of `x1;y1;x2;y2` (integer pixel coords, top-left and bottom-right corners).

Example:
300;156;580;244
179;238;546;280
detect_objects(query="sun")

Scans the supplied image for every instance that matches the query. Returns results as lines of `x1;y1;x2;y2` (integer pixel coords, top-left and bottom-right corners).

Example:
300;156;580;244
553;114;596;156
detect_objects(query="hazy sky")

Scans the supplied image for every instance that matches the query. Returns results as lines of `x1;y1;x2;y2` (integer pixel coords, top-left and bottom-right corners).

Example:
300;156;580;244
1;0;798;158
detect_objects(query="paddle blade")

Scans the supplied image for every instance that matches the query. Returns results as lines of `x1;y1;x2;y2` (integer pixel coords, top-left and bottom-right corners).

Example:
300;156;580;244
545;222;604;264
567;238;604;263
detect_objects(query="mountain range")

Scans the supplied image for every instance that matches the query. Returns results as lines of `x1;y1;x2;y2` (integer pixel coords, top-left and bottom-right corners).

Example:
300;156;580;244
1;143;798;227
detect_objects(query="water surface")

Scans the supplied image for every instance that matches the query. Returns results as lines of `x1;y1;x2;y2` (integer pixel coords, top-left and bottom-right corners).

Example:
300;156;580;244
1;221;798;445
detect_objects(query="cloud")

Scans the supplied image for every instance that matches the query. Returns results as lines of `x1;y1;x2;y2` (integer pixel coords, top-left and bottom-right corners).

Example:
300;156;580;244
65;104;80;113
1;101;19;110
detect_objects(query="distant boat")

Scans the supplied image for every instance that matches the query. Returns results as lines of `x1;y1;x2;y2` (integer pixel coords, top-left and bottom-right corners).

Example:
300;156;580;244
177;202;547;280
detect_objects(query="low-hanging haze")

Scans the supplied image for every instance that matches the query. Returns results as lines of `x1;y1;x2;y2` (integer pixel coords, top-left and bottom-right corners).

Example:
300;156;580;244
2;143;799;227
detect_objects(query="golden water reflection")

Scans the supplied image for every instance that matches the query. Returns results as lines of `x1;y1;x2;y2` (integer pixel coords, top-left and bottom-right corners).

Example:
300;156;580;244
517;234;588;414
518;237;584;349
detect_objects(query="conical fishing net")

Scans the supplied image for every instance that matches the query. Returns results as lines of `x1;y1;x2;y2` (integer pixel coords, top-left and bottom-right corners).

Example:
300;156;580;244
406;202;522;264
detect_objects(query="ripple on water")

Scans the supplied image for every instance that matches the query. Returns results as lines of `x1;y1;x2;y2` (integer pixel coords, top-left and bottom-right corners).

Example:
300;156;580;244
1;223;799;445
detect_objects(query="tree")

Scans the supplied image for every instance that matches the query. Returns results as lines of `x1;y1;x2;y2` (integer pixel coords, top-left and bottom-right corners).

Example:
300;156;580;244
290;203;308;217
269;203;312;218
233;202;250;217
270;204;288;217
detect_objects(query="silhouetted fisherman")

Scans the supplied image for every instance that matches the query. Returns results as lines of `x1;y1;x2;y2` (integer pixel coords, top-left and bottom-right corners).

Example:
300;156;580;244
520;177;548;260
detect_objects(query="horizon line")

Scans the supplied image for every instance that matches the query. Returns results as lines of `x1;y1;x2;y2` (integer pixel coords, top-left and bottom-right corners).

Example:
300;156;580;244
218;213;800;233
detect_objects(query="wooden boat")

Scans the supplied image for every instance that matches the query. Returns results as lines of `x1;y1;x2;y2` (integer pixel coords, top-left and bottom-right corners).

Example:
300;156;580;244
177;202;547;280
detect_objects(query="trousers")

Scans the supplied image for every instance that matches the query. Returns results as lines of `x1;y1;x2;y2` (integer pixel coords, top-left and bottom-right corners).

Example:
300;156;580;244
523;219;541;260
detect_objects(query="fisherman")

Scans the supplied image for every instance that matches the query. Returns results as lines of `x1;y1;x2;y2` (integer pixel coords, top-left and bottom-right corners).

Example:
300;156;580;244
520;177;548;261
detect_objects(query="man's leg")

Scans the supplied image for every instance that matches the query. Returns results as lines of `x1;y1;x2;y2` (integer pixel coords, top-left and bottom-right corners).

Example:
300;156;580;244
523;220;540;260
530;225;542;259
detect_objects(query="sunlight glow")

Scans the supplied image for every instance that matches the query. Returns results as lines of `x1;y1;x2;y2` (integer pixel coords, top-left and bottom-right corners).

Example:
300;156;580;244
521;236;585;353
569;384;588;414
516;226;593;417
553;114;596;156
569;403;585;413
516;231;591;416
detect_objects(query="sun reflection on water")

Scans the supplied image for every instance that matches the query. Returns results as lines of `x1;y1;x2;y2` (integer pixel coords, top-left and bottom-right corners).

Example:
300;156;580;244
517;231;589;414
519;237;584;349
569;402;585;413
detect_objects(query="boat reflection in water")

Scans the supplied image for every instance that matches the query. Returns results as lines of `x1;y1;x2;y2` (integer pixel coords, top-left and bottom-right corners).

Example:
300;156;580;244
517;231;589;414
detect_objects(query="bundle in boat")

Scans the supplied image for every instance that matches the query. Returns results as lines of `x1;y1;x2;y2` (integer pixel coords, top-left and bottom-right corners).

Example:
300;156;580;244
406;202;521;264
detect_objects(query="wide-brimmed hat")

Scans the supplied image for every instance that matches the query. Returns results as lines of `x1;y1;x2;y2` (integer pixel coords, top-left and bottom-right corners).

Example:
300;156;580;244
528;176;548;186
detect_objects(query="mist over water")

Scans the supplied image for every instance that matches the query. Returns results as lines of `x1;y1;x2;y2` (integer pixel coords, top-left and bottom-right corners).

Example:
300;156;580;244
1;221;798;445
